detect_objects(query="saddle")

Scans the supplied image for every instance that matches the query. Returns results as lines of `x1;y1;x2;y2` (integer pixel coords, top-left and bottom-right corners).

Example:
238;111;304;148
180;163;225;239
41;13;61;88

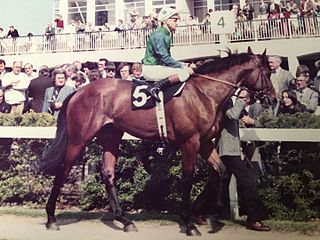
131;79;184;110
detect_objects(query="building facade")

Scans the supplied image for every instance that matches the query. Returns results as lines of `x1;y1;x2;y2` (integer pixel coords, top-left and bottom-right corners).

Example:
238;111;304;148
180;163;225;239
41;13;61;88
54;0;243;28
54;0;300;28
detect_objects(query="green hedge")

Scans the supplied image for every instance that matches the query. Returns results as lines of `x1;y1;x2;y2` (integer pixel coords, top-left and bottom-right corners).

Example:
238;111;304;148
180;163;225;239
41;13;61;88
0;112;56;126
259;112;320;128
0;112;319;221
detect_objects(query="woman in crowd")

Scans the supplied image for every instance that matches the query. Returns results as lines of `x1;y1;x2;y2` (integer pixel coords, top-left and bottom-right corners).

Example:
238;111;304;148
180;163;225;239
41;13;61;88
276;89;307;115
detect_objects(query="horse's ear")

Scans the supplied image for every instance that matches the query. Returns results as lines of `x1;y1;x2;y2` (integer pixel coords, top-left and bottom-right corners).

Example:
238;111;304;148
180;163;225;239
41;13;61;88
261;49;268;64
247;46;254;55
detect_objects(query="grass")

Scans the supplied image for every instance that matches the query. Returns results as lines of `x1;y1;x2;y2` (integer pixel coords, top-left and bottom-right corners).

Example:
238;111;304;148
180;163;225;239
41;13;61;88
0;206;319;236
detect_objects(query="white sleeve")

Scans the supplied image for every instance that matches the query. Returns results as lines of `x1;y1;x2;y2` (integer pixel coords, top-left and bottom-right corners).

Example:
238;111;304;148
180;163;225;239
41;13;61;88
12;74;30;90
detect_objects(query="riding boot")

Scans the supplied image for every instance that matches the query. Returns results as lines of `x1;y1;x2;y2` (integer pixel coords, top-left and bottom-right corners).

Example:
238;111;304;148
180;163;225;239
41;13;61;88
149;75;180;102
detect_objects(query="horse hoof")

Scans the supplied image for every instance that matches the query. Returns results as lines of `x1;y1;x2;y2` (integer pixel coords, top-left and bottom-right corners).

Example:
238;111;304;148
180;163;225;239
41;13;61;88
123;222;138;232
46;221;60;230
186;225;201;236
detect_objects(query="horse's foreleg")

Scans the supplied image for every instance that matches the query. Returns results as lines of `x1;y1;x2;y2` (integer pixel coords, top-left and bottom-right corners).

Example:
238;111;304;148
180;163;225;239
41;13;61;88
199;142;227;208
180;139;201;236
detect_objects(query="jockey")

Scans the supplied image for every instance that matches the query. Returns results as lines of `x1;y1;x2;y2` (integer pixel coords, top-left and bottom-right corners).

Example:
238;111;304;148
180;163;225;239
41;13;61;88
142;7;196;102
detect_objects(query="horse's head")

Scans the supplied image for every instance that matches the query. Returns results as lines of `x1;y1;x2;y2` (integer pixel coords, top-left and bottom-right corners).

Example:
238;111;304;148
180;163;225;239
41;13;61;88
242;47;277;108
194;48;276;107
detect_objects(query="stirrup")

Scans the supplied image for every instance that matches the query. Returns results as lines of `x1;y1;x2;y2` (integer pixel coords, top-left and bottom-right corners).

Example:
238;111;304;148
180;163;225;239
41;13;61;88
150;87;161;102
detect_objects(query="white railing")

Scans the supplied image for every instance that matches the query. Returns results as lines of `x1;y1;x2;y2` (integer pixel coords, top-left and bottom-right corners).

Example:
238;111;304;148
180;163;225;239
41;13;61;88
0;126;319;142
0;17;319;56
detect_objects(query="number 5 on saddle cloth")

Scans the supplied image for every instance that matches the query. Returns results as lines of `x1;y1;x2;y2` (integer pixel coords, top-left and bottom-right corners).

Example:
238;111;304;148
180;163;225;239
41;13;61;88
131;80;185;142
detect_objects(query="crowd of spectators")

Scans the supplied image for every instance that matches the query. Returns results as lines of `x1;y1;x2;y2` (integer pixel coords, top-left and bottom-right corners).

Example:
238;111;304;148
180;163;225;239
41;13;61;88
241;55;319;128
0;55;319;117
0;58;150;116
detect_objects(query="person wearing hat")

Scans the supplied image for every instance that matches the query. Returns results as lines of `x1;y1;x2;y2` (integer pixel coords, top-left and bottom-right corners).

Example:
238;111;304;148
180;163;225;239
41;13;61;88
105;61;116;80
142;7;196;102
293;65;319;113
26;65;53;112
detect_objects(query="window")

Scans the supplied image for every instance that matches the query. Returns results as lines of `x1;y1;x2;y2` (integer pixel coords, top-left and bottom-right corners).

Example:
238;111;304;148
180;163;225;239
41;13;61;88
194;0;207;22
54;0;60;15
68;0;87;23
152;0;176;6
124;0;145;23
214;0;240;11
95;0;116;26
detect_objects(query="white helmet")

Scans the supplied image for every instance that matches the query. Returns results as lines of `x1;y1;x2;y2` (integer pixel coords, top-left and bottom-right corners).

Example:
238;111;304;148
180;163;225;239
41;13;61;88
157;7;179;22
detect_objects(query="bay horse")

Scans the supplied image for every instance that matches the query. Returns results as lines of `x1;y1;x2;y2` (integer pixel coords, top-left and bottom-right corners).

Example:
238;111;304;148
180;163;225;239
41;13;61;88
40;47;276;236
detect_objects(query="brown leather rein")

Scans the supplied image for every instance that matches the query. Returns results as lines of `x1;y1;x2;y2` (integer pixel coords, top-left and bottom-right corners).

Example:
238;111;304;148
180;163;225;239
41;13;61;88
193;73;239;89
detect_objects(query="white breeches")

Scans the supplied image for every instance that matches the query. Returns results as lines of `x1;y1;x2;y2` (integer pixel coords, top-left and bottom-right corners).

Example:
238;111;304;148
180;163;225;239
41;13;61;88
142;65;190;82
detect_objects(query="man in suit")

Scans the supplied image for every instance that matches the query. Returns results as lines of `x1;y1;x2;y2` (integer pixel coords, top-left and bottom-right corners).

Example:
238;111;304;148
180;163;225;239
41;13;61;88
193;89;271;231
44;22;55;50
293;65;319;113
0;89;11;113
268;55;294;99
42;68;75;118
27;65;53;112
0;59;7;87
216;89;271;231
312;59;320;94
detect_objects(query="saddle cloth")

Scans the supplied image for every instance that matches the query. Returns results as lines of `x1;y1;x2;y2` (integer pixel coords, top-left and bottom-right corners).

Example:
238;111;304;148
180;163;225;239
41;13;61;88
131;80;184;110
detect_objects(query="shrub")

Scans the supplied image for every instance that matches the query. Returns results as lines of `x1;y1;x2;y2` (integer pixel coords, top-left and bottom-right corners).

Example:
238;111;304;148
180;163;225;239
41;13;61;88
0;112;319;221
259;169;320;221
0;139;53;205
256;112;320;221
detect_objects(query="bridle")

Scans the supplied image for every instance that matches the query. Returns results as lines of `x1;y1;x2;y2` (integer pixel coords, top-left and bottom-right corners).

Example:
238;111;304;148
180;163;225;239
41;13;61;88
194;60;273;107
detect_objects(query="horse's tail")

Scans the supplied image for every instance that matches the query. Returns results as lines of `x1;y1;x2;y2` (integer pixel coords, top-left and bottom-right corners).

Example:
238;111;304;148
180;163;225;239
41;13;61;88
38;92;77;175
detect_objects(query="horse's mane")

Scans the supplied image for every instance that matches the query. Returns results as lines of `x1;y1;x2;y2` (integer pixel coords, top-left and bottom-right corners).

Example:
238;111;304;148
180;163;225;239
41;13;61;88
195;49;253;74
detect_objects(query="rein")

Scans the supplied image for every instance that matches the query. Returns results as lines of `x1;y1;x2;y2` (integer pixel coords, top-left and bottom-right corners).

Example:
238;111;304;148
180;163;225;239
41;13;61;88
193;73;239;89
194;70;270;105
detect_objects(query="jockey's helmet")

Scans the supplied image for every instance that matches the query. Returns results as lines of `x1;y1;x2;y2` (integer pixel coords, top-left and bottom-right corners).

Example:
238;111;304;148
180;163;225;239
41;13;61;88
157;7;179;22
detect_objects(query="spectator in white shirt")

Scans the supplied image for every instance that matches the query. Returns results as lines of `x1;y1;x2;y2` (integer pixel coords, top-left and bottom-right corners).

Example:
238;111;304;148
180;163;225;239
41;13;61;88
1;61;29;113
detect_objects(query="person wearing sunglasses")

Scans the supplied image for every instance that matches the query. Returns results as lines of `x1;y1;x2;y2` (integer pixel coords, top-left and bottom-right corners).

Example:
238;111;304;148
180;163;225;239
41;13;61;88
105;61;116;80
293;65;319;113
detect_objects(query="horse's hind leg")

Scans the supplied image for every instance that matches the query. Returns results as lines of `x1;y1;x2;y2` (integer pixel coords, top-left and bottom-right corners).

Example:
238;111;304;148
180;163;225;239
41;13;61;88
98;125;137;232
46;143;83;230
180;136;201;236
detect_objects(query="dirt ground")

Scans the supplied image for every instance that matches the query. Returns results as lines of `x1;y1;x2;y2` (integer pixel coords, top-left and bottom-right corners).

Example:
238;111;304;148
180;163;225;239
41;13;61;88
0;214;319;240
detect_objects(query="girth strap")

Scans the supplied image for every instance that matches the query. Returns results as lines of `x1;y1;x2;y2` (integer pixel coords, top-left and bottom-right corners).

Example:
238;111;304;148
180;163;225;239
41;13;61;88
155;91;168;143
